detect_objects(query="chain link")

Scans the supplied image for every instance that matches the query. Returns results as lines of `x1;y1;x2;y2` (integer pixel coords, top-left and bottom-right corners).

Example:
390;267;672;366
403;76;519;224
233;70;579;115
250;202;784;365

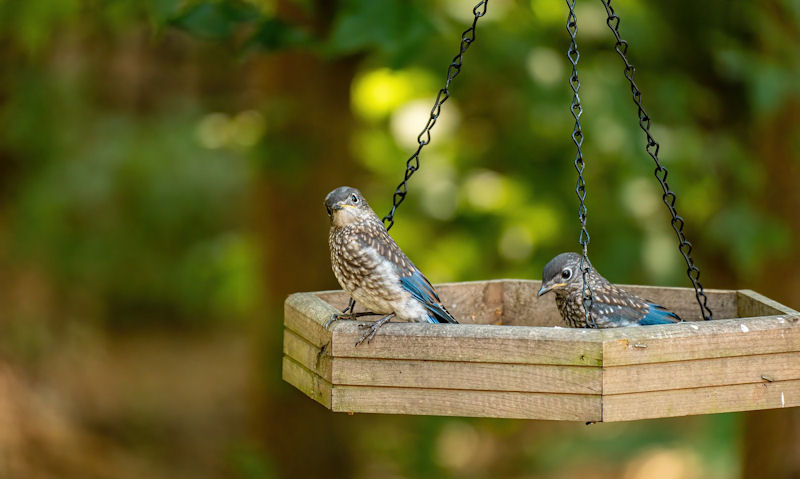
599;0;713;321
382;0;488;231
566;0;597;328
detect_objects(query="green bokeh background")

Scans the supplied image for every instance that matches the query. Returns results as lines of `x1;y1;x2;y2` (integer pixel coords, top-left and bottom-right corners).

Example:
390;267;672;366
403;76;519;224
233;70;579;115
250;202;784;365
0;0;798;478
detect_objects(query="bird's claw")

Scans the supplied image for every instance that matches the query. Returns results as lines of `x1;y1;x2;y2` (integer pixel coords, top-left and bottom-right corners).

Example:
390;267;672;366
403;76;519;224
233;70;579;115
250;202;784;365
355;323;380;346
323;314;338;329
325;310;381;329
353;313;395;347
324;312;354;329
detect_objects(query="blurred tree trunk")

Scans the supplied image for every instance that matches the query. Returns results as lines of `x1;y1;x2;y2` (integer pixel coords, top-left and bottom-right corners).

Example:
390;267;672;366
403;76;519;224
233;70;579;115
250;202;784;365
743;101;800;479
743;409;800;479
250;2;361;479
253;51;359;479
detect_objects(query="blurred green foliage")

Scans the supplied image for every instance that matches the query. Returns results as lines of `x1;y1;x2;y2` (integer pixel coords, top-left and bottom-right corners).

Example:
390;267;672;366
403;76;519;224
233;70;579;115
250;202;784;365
0;0;799;478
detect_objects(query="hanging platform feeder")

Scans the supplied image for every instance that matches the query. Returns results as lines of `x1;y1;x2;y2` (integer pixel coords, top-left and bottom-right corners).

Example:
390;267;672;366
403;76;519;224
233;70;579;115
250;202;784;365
283;281;799;422
282;0;799;422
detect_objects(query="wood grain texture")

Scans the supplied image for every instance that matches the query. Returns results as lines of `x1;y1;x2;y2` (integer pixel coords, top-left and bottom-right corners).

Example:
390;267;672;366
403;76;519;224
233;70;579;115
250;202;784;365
331;385;601;421
316;280;510;325
314;280;740;325
435;280;505;325
284;292;337;347
284;325;601;394
282;356;332;408
603;379;800;422
329;321;603;366
620;285;738;321
330;358;601;394
495;280;736;325
283;329;331;380
602;315;800;366
604;351;800;394
738;290;800;317
502;280;563;327
284;322;601;394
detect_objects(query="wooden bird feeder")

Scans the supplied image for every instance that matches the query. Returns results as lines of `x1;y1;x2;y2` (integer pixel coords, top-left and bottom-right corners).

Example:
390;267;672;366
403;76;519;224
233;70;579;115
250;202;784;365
282;280;800;422
283;0;799;423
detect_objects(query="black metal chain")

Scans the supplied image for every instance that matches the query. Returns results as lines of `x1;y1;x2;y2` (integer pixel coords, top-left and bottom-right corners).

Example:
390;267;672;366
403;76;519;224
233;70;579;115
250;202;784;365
566;0;597;328
599;0;713;321
382;0;488;231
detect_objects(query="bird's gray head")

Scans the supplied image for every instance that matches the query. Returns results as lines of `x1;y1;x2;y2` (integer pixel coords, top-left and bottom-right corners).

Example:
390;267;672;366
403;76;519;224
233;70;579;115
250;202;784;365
324;186;374;228
537;252;591;297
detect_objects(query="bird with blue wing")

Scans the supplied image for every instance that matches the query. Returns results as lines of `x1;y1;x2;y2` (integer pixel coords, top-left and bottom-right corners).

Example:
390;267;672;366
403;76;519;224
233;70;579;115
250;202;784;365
537;252;682;328
323;186;457;345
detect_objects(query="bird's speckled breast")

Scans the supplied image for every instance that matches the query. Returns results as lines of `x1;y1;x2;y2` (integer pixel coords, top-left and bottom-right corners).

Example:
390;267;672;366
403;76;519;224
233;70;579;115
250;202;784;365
329;222;409;315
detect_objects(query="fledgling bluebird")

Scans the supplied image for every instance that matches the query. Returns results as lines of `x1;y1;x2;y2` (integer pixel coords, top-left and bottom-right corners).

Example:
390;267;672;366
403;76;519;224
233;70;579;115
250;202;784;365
324;186;457;345
537;252;682;328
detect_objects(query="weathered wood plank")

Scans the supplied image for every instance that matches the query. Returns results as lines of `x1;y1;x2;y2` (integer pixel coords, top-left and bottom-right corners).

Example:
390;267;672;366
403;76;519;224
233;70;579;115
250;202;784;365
496;281;738;326
620;285;738;321
283;329;331;381
502;280;562;327
284;292;338;348
602;315;800;366
330;322;603;366
313;281;740;326
331;358;601;394
284;323;601;393
282;356;332;408
331;385;600;421
316;280;508;325
313;290;349;311
604;351;800;394
738;290;799;317
603;379;800;422
434;280;505;325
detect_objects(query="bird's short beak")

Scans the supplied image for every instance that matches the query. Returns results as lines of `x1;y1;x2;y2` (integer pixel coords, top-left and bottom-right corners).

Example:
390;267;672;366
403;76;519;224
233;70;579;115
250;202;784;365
537;282;565;297
331;202;352;211
331;204;343;211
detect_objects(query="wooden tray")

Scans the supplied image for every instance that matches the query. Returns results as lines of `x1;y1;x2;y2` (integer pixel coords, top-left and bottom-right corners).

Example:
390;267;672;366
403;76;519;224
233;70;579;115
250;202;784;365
282;280;799;422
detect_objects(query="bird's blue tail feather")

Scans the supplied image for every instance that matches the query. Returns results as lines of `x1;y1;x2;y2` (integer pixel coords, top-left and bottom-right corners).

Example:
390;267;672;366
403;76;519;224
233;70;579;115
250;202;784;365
400;272;458;324
639;303;682;325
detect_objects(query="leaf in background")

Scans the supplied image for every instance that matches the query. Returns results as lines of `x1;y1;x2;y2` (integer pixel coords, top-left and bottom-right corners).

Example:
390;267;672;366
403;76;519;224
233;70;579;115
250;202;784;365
170;1;261;40
143;0;185;28
326;0;436;65
0;0;81;55
708;203;792;276
243;17;313;53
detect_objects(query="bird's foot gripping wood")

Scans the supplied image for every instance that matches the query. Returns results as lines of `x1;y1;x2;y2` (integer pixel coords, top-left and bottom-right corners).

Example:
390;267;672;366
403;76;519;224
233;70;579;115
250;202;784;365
355;313;395;346
324;298;377;329
324;311;378;329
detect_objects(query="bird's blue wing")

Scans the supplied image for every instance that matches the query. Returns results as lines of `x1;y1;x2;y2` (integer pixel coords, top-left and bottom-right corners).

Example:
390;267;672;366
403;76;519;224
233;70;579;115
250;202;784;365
638;303;682;325
400;270;457;324
568;273;682;327
351;220;457;324
589;301;647;327
588;295;681;327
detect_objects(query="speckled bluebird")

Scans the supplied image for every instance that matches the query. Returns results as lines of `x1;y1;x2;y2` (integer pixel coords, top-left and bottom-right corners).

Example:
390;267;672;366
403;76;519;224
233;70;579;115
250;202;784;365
537;252;682;328
323;186;457;345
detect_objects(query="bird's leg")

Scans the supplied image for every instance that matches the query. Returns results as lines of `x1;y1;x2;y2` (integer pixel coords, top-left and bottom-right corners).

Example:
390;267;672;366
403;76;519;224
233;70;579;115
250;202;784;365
324;298;378;329
355;313;395;346
325;298;357;328
342;298;356;315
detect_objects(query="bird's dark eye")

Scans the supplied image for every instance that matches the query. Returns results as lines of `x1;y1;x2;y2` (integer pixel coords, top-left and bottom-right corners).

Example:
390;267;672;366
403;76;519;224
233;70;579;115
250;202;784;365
326;206;332;216
351;194;359;203
561;268;572;280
